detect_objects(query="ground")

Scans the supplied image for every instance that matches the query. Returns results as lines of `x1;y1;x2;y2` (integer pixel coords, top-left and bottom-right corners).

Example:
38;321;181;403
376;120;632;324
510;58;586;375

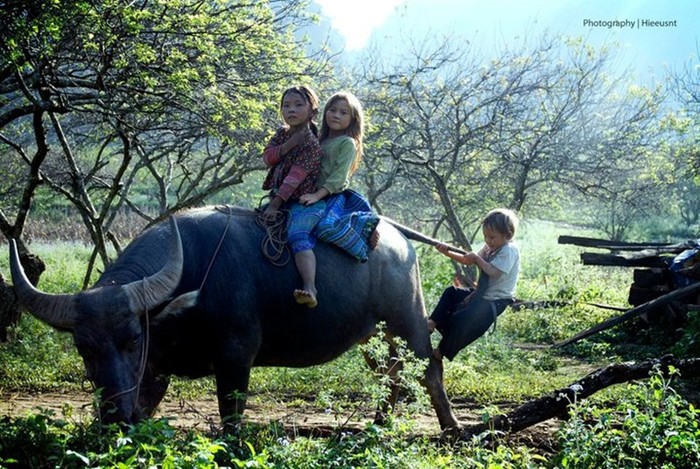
0;389;562;455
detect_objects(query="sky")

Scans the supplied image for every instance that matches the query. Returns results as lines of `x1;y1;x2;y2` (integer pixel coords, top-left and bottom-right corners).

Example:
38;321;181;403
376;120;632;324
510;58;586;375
313;0;700;84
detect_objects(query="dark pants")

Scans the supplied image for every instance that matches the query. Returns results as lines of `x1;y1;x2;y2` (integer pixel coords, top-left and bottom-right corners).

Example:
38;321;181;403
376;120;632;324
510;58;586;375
429;285;512;361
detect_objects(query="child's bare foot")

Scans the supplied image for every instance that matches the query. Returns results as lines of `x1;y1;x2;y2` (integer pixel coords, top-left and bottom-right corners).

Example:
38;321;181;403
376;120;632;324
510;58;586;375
294;289;318;308
427;319;436;333
369;225;380;250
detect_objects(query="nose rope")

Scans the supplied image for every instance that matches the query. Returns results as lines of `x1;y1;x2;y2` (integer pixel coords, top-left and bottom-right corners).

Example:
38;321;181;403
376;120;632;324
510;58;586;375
98;282;151;418
89;207;242;419
97;208;234;417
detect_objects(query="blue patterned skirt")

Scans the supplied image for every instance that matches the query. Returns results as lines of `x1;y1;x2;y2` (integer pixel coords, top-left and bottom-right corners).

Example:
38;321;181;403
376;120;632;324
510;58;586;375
287;190;379;261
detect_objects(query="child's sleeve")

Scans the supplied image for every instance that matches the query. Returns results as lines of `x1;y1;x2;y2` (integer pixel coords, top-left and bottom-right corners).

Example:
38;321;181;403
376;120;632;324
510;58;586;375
276;165;310;201
262;128;287;167
491;246;517;274
275;135;323;201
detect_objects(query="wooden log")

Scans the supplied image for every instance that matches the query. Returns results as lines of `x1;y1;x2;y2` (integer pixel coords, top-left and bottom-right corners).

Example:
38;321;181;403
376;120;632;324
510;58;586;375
553;280;700;348
459;355;700;438
580;252;668;268
510;300;628;312
510;300;572;311
632;268;667;288
628;283;670;306
558;235;693;252
380;216;469;255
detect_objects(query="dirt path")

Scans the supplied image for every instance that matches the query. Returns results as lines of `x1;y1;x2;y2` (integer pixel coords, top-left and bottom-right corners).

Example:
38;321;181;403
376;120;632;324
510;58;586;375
0;389;562;453
0;390;459;432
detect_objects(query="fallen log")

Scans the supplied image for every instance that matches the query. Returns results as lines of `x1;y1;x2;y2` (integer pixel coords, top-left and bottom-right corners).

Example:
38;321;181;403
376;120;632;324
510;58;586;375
459;355;700;438
553;280;700;348
510;300;628;312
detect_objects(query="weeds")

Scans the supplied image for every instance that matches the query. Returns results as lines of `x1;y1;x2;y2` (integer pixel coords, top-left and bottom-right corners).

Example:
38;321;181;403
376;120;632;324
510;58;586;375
556;366;700;468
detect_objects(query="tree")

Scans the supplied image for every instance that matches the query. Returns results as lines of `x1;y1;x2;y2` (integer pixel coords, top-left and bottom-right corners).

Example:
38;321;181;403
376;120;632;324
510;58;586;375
0;0;330;275
358;36;549;251
486;39;666;218
668;47;700;231
0;0;330;337
357;32;669;246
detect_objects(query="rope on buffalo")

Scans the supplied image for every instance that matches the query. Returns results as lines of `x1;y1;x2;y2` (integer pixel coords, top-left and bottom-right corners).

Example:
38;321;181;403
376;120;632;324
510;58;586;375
200;205;235;290
96;283;151;422
255;209;291;266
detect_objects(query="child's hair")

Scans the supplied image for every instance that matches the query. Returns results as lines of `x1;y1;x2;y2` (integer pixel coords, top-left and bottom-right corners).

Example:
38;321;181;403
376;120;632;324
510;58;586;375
280;85;320;136
319;91;364;174
482;208;519;240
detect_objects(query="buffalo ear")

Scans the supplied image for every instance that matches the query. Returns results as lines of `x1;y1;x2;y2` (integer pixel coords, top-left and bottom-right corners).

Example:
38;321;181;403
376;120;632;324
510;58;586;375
150;290;199;327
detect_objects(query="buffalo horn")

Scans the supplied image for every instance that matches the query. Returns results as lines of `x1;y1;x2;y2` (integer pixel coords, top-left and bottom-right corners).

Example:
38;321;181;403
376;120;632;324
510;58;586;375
122;216;184;314
9;239;77;330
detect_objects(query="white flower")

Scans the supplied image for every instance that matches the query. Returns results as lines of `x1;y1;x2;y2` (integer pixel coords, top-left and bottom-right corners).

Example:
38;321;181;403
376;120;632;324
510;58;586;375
569;384;583;393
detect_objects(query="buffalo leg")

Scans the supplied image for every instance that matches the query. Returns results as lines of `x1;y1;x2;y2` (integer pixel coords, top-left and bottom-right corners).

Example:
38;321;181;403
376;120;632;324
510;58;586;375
423;357;459;430
386;312;460;430
214;365;251;431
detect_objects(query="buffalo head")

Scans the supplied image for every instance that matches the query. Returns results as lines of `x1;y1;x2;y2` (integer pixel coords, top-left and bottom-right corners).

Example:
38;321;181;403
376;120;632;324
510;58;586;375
9;217;189;423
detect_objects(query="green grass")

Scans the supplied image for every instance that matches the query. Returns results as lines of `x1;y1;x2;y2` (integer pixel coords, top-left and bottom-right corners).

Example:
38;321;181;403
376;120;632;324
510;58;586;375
1;220;698;467
0;220;666;397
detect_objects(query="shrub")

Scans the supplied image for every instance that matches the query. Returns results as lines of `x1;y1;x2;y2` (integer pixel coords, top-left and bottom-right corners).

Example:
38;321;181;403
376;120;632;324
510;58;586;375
555;366;700;468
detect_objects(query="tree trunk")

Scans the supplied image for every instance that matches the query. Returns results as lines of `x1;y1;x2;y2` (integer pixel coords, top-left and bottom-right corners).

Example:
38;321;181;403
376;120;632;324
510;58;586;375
0;252;45;342
458;355;700;438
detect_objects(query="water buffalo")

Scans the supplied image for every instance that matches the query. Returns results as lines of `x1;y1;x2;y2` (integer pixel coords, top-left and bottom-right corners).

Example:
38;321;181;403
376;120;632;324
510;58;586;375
9;206;459;430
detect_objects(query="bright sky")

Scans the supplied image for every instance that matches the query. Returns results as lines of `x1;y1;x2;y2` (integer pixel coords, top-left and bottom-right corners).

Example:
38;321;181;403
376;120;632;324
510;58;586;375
315;0;404;50
313;0;700;82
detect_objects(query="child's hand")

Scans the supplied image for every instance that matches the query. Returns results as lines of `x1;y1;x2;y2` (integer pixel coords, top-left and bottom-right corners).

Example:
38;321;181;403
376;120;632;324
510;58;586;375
435;243;449;254
462;252;478;265
299;193;320;205
289;127;313;148
287;131;304;149
262;197;283;220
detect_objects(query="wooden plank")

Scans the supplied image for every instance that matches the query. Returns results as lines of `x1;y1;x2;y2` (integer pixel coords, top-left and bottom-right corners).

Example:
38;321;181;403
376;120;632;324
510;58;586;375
580;252;668;268
553;280;700;348
632;268;666;287
558;235;692;252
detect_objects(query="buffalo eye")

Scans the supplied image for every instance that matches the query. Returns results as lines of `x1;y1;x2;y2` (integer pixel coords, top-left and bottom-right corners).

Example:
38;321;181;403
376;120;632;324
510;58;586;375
122;333;142;353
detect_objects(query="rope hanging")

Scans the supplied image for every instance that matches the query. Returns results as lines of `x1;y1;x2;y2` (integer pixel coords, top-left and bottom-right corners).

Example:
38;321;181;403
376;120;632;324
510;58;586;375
255;209;291;267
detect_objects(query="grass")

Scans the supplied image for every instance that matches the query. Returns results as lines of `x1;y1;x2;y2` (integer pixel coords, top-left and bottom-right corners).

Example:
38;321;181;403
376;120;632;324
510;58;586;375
0;219;648;398
1;219;699;467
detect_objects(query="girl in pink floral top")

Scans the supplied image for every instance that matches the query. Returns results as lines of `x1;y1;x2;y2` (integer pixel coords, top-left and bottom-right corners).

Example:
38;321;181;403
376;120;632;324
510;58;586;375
262;85;324;214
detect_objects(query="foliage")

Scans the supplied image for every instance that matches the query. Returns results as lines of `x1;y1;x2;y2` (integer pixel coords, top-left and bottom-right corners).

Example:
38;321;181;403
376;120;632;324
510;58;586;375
0;410;553;468
555;366;700;468
0;315;83;391
0;0;331;276
355;31;670;245
0;412;232;468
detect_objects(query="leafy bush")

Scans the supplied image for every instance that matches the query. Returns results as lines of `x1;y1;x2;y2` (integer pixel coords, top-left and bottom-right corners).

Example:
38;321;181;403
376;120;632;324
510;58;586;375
556;366;700;468
0;413;231;468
